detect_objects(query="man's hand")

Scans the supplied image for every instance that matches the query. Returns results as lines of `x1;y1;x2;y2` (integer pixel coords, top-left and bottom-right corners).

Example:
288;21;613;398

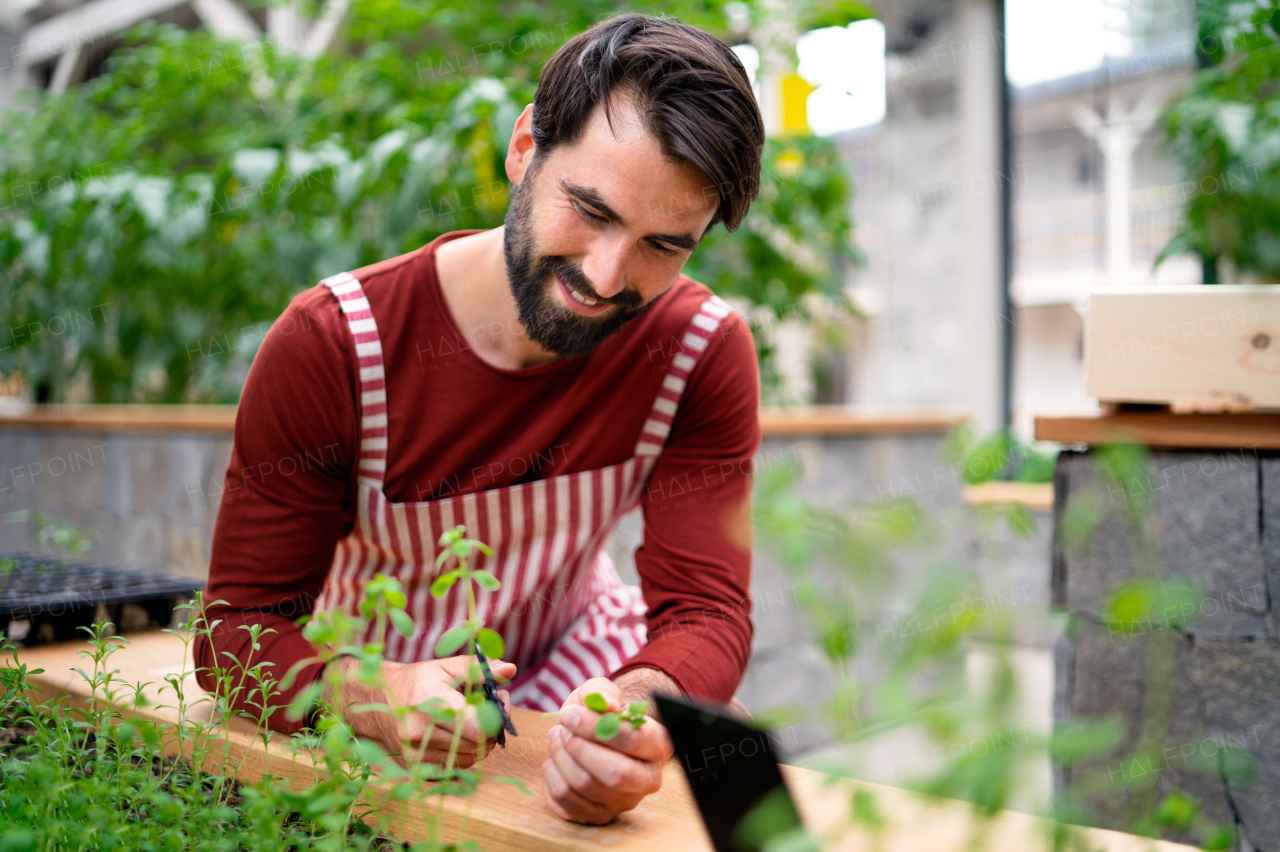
334;655;516;768
542;676;675;824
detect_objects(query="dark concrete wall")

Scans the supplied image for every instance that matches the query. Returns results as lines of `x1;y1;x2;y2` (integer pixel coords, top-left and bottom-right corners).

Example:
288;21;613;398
1053;448;1280;849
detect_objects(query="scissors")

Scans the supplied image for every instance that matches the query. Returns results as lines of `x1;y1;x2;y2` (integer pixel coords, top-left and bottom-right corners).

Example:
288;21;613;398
474;639;518;747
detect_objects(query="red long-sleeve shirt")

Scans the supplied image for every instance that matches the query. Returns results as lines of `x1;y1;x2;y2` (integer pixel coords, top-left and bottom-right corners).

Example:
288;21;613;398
194;231;760;733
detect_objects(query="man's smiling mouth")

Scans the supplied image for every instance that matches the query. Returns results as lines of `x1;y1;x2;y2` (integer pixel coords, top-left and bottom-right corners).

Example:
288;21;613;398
555;275;613;315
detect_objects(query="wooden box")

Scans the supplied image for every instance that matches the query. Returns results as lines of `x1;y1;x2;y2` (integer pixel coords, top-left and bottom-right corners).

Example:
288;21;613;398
1086;285;1280;408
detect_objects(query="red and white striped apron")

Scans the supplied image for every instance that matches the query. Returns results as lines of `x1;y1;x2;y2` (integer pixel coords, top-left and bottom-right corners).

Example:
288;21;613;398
312;271;734;711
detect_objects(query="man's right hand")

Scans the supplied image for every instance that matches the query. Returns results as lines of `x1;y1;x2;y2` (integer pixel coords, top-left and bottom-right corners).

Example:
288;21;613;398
332;655;517;767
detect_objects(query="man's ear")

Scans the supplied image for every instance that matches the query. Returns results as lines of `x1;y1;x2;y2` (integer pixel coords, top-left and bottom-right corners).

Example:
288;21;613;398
505;104;537;186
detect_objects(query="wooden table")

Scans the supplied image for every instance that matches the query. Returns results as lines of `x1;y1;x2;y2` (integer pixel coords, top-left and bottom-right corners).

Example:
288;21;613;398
7;631;1191;852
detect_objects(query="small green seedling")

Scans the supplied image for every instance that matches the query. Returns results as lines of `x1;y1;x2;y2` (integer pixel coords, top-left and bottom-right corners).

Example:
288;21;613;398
584;692;649;741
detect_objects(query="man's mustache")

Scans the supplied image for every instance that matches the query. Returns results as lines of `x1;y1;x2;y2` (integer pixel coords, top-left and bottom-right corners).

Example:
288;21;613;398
540;257;643;309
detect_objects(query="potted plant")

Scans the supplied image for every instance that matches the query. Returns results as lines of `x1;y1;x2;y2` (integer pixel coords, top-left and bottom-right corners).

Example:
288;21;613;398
1085;2;1280;410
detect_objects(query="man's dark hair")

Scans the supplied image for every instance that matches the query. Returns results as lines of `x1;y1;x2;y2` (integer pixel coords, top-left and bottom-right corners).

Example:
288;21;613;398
531;13;764;232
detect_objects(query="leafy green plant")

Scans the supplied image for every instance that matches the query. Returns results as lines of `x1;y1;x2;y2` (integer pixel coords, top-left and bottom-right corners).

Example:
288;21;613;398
35;513;95;566
942;421;1059;485
1;523;515;850
3;512;96;581
751;442;1238;848
1160;0;1280;281
0;0;858;403
583;691;648;741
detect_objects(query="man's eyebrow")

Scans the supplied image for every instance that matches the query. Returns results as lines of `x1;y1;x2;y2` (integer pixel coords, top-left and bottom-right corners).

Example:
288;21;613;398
560;179;700;252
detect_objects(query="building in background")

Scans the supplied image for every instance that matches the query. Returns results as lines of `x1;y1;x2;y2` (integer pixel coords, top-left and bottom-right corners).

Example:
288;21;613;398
829;0;1201;436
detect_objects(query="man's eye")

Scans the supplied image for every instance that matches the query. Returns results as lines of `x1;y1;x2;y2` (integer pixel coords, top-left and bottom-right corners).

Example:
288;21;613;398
575;202;607;223
650;241;678;257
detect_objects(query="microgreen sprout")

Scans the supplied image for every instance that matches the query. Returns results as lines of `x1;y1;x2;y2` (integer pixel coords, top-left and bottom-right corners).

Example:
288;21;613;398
583;691;649;741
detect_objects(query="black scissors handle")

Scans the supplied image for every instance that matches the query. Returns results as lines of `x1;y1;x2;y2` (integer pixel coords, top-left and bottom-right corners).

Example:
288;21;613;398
474;640;518;746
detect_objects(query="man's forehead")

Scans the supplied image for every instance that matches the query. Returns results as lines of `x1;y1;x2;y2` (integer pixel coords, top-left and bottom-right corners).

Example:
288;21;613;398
545;99;719;233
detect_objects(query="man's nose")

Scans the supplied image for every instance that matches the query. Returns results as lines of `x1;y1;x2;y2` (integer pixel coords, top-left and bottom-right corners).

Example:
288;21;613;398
582;234;631;300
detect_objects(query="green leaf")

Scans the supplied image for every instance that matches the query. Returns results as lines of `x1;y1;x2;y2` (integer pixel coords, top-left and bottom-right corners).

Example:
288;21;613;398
584;692;609;713
476;699;502;736
472;569;501;591
595;712;621;741
435;626;470;657
430;571;459;598
850;789;885;830
1048;718;1124;761
1001;504;1037;539
389;608;415;638
1154;791;1198;830
477;627;504;661
286;680;326;722
800;0;876;31
0;828;36;852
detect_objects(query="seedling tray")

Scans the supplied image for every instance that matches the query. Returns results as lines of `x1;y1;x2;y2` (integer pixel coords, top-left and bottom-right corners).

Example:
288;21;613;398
0;553;203;643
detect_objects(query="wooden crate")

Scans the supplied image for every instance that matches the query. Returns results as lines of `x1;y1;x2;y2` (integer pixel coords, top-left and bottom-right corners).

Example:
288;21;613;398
1086;285;1280;408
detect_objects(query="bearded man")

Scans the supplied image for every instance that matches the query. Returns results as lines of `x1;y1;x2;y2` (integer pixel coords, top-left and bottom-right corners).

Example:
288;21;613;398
196;13;765;825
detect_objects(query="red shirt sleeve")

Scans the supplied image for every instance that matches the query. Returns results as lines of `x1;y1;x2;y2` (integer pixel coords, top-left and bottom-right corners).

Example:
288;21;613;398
193;288;359;734
612;310;761;701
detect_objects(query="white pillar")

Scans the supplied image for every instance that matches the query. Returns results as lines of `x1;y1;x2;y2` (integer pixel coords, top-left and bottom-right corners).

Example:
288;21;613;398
1072;90;1160;287
956;0;1005;432
1103;121;1137;286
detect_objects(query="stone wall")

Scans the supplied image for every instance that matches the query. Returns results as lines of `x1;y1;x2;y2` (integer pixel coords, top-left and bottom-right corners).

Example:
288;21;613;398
0;428;231;578
0;419;1057;760
1053;448;1280;849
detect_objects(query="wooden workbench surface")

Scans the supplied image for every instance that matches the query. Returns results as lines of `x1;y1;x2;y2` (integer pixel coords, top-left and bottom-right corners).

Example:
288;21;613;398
6;631;1190;852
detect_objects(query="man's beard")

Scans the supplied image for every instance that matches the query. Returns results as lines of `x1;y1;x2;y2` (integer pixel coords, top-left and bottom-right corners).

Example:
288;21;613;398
502;174;648;358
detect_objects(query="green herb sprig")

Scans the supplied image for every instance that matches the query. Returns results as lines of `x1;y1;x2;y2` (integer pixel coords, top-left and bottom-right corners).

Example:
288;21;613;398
583;691;648;741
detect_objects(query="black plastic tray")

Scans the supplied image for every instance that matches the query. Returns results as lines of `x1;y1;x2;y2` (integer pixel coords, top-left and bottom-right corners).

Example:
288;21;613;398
0;553;204;642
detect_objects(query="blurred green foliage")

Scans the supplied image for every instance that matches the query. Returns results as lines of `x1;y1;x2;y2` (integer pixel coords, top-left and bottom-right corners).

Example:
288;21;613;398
751;440;1240;847
1161;0;1280;280
0;0;859;402
942;420;1059;485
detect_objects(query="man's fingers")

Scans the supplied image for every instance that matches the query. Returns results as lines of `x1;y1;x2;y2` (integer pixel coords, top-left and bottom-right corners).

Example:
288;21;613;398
434;655;517;685
406;694;488;746
559;733;662;796
542;757;617;825
555;733;657;798
558;706;674;762
549;734;608;799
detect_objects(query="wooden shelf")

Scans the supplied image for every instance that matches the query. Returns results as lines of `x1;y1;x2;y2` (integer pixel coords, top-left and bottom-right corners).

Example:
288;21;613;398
759;406;965;436
1035;412;1280;450
0;404;237;433
0;404;964;439
962;481;1054;512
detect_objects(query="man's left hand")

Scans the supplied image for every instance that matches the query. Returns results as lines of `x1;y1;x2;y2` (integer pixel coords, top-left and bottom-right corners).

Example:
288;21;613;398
542;677;675;824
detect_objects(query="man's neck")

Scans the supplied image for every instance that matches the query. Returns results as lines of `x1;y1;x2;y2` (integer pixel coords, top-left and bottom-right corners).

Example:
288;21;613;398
434;227;561;371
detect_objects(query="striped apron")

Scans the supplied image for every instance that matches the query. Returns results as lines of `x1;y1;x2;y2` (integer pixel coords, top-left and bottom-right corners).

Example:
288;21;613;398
312;271;733;711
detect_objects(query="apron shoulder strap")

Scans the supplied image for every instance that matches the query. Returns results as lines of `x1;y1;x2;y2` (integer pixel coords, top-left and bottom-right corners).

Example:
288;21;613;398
321;272;389;487
633;294;736;458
